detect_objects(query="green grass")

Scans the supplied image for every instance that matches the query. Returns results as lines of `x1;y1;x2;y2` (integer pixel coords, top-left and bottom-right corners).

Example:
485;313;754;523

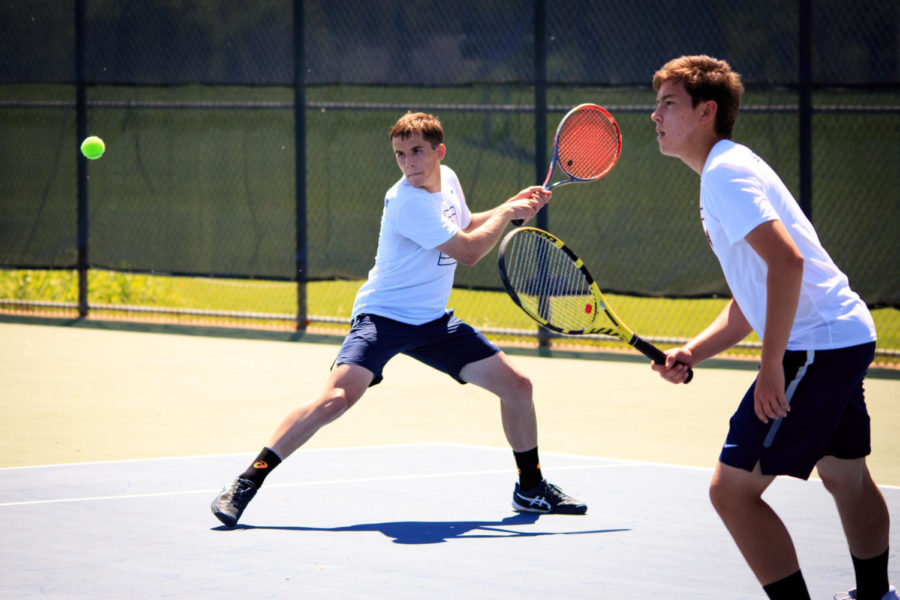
2;269;897;366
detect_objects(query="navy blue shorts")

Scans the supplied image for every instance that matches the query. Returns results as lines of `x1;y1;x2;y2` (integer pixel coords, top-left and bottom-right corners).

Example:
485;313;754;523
719;342;875;480
334;311;500;386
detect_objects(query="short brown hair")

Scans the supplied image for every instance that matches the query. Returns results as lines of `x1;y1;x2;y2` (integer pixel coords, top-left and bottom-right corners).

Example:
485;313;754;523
652;55;744;139
390;112;444;148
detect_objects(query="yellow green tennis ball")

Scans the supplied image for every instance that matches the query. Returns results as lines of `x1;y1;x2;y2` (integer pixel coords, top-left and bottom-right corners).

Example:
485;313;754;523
80;136;105;160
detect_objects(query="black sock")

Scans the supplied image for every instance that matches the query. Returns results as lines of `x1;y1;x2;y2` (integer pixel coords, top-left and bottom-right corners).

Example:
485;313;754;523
513;447;543;490
852;548;890;600
240;447;282;489
762;570;810;600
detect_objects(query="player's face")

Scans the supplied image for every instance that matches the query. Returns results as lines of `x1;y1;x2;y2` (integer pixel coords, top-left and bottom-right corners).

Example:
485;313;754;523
651;80;706;161
392;132;445;193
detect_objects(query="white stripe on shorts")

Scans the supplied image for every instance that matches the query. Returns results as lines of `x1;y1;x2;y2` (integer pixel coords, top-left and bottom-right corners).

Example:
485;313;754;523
763;349;815;448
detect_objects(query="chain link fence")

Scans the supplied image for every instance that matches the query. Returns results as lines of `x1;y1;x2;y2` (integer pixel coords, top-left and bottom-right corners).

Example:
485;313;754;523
1;1;898;363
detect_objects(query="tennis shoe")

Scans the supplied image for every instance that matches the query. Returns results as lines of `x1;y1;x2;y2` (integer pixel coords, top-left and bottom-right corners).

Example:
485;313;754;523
834;585;898;600
211;477;257;528
512;479;587;515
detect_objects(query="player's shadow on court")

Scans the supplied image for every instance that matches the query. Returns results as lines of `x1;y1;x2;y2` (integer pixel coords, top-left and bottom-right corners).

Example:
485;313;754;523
218;512;629;545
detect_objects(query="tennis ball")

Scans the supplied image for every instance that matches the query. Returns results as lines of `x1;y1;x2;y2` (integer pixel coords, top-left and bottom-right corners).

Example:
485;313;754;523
80;136;105;160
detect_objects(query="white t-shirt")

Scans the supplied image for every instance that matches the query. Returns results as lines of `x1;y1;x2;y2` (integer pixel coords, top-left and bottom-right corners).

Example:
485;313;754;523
351;165;471;325
700;139;875;350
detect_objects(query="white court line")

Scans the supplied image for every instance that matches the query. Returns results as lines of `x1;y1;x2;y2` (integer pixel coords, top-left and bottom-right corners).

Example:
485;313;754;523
0;443;453;472
2;443;896;508
0;441;718;474
0;461;644;508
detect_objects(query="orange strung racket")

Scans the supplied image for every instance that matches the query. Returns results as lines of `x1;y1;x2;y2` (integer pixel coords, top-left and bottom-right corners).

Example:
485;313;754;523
513;103;622;225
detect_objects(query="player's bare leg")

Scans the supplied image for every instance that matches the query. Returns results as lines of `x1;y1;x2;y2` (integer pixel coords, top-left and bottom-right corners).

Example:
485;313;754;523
460;351;536;451
211;363;372;527
818;456;893;599
709;462;801;585
461;352;586;515
817;456;890;557
267;363;374;460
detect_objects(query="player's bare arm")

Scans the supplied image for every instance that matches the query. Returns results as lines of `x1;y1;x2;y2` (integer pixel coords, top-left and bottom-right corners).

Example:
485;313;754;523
437;186;549;266
744;219;804;422
652;298;752;384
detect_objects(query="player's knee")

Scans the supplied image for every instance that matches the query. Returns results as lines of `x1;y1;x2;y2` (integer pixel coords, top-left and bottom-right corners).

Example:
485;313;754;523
316;388;351;420
708;474;744;517
506;372;533;401
516;373;533;396
497;373;532;413
708;479;729;515
817;458;865;498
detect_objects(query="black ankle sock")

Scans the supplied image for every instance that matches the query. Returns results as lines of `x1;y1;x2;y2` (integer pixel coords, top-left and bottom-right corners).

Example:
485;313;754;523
513;447;543;490
762;570;810;600
852;548;890;600
240;447;282;489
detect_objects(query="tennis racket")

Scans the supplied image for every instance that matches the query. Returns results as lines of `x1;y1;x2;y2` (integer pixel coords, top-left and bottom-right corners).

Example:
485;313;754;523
498;227;693;383
512;103;622;226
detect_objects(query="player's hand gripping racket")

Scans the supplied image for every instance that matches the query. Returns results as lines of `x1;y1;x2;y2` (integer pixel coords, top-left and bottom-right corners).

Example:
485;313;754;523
512;103;622;226
498;227;693;383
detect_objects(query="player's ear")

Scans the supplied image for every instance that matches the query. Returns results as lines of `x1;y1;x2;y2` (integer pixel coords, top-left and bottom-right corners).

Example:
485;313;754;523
437;143;446;161
699;100;718;125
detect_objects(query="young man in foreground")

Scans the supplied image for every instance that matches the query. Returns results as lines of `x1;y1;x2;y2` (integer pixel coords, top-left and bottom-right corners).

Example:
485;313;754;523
649;55;894;600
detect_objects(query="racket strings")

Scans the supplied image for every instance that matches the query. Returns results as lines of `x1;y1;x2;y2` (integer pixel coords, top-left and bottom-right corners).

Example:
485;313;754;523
506;233;596;332
556;107;621;180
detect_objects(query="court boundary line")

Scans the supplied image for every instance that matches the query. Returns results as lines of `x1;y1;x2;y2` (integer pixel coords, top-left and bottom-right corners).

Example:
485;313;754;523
0;443;442;472
2;443;896;503
0;461;650;508
0;442;710;473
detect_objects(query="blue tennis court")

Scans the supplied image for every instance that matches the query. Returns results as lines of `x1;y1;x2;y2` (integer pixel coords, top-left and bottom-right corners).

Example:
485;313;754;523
2;443;897;599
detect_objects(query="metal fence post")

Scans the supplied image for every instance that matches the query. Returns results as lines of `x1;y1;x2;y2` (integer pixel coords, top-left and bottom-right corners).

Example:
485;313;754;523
798;0;813;221
534;0;551;348
75;0;89;318
294;0;308;330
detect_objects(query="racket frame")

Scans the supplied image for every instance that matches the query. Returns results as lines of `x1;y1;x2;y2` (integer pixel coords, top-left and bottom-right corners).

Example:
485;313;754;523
498;227;693;383
543;103;622;191
512;103;621;226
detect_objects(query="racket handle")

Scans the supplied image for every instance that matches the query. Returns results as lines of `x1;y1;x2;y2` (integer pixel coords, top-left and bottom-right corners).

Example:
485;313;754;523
511;183;551;228
511;182;551;227
632;335;694;384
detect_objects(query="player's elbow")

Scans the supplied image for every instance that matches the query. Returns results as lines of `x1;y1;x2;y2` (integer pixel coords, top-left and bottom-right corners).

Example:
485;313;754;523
438;234;483;267
779;250;805;282
456;252;482;267
781;235;804;272
449;243;486;266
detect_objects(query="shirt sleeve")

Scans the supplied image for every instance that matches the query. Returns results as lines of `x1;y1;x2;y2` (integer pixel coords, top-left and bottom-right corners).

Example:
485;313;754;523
448;170;472;230
704;164;779;245
395;189;458;249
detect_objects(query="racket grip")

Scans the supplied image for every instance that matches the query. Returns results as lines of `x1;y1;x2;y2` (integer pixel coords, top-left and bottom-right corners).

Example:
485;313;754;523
511;219;524;227
632;336;693;384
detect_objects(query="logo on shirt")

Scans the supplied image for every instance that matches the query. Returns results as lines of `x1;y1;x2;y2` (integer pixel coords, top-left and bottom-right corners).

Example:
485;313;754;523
700;204;713;249
438;205;458;266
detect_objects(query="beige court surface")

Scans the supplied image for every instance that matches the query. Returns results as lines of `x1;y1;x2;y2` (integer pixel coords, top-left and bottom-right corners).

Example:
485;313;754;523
1;320;898;486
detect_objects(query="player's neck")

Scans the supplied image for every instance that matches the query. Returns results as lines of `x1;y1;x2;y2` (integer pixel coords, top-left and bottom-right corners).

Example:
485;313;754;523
684;135;724;175
414;173;442;193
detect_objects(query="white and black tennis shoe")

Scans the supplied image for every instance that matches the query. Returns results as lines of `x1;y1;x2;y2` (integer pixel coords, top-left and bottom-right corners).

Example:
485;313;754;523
211;477;258;528
512;480;587;515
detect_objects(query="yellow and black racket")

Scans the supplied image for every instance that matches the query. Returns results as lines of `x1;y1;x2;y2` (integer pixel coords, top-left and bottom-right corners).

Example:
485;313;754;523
498;227;693;383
